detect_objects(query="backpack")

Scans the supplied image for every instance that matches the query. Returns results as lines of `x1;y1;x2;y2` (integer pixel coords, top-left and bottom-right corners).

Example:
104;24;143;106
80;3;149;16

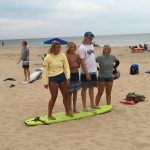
126;92;145;103
130;64;139;75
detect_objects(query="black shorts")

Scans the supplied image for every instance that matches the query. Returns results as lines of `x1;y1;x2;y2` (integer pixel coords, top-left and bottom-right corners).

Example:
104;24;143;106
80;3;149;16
80;72;97;88
22;61;29;69
70;72;79;82
98;76;113;82
48;73;66;85
69;72;81;92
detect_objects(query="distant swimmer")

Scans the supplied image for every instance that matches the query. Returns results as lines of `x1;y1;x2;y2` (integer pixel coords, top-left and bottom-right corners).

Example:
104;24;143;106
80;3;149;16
2;41;4;46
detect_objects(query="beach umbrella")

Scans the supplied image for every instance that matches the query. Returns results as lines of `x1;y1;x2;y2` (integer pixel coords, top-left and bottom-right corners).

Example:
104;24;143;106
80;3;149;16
43;38;68;45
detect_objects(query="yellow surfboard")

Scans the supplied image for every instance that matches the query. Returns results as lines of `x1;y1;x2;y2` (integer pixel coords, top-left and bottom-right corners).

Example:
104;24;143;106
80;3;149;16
25;105;112;126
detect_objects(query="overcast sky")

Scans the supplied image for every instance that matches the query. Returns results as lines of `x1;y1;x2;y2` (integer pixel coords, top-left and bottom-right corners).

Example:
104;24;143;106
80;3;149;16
0;0;150;39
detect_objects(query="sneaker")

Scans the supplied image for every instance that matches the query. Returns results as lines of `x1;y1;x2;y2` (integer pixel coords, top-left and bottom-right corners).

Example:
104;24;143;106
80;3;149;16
21;81;28;84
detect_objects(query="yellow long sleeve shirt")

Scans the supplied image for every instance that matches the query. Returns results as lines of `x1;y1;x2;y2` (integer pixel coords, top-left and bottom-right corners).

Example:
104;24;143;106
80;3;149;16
42;52;70;85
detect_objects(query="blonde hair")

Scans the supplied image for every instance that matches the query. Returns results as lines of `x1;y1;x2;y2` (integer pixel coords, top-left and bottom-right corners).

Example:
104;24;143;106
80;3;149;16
48;42;61;53
103;45;111;54
66;42;76;54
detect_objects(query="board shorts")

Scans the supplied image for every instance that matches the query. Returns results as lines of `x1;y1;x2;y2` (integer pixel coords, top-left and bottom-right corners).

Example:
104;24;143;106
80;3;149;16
48;72;66;85
98;76;113;82
80;72;97;89
68;72;81;92
22;60;29;69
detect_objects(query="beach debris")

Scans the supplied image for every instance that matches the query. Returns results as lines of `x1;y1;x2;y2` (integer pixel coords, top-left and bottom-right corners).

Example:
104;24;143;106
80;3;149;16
9;84;16;88
3;78;16;81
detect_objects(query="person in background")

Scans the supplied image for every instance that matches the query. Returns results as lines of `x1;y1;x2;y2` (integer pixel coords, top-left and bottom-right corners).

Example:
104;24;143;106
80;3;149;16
17;41;30;83
78;32;97;111
66;42;81;113
42;41;73;120
2;41;4;46
95;45;120;107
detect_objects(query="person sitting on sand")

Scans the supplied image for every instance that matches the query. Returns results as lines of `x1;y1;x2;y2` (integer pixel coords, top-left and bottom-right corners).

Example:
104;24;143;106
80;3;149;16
42;41;73;120
66;42;81;114
95;45;120;107
17;41;30;84
78;31;97;111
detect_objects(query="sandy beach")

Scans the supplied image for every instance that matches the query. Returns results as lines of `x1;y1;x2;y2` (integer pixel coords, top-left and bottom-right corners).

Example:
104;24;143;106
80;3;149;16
1;45;150;150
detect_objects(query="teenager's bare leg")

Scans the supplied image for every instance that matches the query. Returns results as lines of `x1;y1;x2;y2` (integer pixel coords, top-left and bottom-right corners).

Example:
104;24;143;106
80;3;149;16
105;81;113;105
59;81;73;116
24;69;27;81
95;82;105;107
48;83;59;119
27;68;30;81
81;88;88;111
89;87;95;108
68;92;73;113
73;91;79;113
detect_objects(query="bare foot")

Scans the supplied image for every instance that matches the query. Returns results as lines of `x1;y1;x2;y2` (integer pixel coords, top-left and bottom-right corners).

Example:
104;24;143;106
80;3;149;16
82;108;88;112
73;110;80;114
48;116;56;120
91;106;100;109
66;113;73;117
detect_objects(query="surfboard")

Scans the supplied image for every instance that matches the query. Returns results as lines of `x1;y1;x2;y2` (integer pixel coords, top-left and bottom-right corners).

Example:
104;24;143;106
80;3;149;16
25;105;112;126
145;71;150;74
29;68;43;83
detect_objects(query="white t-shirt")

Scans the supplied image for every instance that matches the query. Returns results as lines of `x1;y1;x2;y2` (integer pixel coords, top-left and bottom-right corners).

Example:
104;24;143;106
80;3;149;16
78;44;97;73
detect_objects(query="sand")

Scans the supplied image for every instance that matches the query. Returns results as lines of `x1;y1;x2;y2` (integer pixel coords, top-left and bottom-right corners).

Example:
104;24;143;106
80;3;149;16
0;45;150;150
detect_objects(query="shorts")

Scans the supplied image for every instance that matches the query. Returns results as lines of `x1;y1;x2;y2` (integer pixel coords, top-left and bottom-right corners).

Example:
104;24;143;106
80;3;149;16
22;60;29;69
80;72;97;89
98;76;113;82
48;72;66;85
69;72;81;92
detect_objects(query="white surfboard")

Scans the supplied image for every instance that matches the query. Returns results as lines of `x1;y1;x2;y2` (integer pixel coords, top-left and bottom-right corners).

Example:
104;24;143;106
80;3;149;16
29;68;43;83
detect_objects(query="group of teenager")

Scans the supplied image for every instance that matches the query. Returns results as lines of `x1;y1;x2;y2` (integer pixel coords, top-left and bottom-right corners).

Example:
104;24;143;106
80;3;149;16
42;31;120;120
17;32;119;120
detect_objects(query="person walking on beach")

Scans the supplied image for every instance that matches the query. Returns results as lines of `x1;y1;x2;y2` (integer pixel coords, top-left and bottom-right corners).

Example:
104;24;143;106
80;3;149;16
42;41;73;120
17;41;30;83
78;32;97;111
66;42;81;113
95;45;120;107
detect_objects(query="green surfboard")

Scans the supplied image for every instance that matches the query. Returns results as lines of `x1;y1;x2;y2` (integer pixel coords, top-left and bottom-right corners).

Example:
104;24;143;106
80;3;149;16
25;105;112;126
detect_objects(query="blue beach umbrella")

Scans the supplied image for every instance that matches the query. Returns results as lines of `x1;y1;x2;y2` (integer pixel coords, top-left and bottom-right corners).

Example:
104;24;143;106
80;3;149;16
43;38;68;45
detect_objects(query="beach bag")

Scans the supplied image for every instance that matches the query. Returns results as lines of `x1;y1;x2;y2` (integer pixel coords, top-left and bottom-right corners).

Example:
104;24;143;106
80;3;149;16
130;64;139;75
126;92;145;103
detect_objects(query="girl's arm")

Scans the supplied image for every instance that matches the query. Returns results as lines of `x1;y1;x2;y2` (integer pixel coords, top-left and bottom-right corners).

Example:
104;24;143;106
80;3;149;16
27;49;29;60
80;59;91;81
42;57;49;88
17;56;22;64
63;54;70;80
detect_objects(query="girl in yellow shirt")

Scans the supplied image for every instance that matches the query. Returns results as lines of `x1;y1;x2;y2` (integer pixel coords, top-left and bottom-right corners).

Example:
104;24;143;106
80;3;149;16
42;41;72;120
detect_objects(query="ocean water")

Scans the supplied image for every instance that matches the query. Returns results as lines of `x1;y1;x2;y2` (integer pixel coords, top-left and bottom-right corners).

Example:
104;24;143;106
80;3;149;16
1;33;150;47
